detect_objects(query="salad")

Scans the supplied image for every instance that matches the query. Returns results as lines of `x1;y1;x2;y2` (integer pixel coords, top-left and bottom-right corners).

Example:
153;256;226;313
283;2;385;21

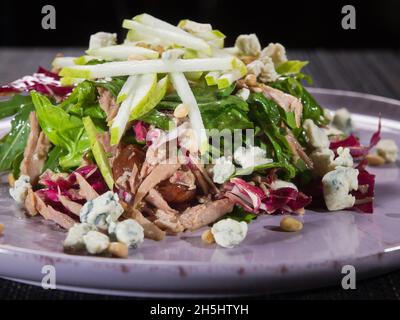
1;14;398;257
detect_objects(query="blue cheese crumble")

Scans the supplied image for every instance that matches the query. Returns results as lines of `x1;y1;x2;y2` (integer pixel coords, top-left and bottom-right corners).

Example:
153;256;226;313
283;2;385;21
211;218;248;248
376;139;398;163
322;166;359;211
303;119;330;150
109;219;144;247
83;230;110;254
234;146;272;169
333;108;353;135
63;223;97;250
212;156;235;184
80;191;124;231
9;175;31;204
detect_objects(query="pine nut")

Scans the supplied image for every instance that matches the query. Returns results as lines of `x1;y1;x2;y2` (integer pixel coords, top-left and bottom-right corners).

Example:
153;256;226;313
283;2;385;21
245;74;258;87
0;223;4;235
241;55;257;65
201;229;215;245
174;103;189;118
366;154;385;166
8;174;15;187
280;216;303;232
108;242;129;258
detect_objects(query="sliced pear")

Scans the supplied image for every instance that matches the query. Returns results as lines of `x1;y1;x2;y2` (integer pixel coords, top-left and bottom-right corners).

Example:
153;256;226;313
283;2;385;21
86;44;159;61
170;72;208;154
135;13;188;35
82;117;114;190
123;20;211;54
60;57;239;79
110;73;157;145
130;75;169;120
52;57;77;69
205;71;220;86
117;75;137;104
217;70;243;89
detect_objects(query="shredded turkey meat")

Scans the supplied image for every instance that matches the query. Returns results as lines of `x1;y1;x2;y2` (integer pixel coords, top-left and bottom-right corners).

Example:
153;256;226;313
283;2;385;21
75;172;99;200
20;112;51;184
34;193;75;229
179;198;234;231
134;163;181;207
98;88;119;122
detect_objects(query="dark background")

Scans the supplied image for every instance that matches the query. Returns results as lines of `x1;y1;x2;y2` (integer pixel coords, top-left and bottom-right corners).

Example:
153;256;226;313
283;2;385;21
0;0;399;48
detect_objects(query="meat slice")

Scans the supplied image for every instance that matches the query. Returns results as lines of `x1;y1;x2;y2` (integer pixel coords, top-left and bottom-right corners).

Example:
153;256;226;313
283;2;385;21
75;172;99;200
20;112;51;184
179;198;234;231
153;209;184;234
34;193;76;229
134;163;181;207
285;129;314;169
125;207;166;241
24;188;38;216
145;189;178;214
58;194;82;216
112;144;145;182
98;88;119;122
262;85;303;127
128;164;140;194
157;181;197;205
189;156;219;194
97;132;118;166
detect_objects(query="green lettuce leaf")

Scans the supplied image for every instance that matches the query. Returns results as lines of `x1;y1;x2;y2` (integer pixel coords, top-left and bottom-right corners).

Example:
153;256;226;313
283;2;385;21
276;60;308;75
59;81;106;120
0;100;34;172
31;91;90;169
0;94;33;120
93;76;128;98
224;206;257;223
43;146;66;173
248;93;296;179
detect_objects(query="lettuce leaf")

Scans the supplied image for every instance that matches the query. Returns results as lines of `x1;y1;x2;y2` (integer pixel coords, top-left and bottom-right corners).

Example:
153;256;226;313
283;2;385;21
31;91;90;169
0;94;33;120
59;81;106;119
248;93;296;179
0;100;34;172
93;76;127;98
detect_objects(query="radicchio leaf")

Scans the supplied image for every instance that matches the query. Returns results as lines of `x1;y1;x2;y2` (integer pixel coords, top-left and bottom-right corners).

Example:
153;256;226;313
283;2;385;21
351;159;375;213
330;117;381;158
0;67;73;97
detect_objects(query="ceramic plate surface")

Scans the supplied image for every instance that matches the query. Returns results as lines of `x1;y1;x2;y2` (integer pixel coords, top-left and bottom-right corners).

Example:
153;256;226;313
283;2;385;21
1;88;400;297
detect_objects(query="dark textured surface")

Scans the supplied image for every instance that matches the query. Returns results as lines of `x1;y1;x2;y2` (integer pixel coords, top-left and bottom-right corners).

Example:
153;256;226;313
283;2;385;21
0;48;399;300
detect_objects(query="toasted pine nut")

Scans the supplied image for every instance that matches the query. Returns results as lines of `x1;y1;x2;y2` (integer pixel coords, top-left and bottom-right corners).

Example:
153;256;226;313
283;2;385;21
152;45;165;54
0;223;4;235
240;55;257;65
245;74;258;87
174;103;189;118
280;216;303;232
8;174;15;187
366;154;385;166
108;242;129;258
201;229;215;245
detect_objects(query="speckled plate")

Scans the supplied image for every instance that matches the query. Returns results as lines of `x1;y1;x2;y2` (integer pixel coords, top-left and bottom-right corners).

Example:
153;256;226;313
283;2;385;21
1;88;400;297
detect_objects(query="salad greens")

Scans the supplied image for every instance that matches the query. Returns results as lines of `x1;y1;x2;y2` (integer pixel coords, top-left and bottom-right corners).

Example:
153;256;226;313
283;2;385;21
0;99;34;172
31;91;91;169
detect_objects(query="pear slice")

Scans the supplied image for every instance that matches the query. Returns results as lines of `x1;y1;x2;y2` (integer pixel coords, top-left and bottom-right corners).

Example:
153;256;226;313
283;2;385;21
82;117;114;190
130;75;169;121
110;73;157;145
